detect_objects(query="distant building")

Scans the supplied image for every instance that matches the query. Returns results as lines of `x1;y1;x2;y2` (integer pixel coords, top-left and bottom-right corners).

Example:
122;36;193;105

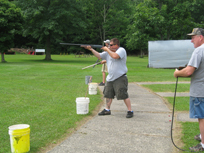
148;40;194;68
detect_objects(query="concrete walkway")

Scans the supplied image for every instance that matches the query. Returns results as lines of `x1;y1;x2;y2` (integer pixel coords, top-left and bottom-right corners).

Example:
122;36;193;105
47;82;181;153
139;81;197;123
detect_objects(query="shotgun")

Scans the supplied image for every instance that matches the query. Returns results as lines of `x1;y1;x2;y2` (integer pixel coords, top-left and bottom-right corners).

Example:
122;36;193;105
60;43;103;49
82;62;102;70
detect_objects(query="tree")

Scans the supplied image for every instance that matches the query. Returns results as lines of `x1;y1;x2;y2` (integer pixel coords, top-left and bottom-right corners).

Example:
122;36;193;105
150;0;195;40
167;1;194;39
189;0;204;28
125;0;194;54
84;0;133;46
17;0;87;60
0;0;23;62
125;0;164;54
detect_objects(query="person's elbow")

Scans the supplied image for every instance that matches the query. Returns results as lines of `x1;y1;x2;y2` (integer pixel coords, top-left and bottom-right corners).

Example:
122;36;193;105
186;66;195;76
112;54;120;59
187;71;194;77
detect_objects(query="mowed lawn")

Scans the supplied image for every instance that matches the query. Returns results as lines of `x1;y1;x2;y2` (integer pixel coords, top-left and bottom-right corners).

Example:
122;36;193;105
0;54;105;153
0;54;190;152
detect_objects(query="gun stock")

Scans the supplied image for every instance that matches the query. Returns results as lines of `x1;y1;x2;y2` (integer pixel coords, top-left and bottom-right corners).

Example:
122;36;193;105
178;64;187;70
60;43;103;49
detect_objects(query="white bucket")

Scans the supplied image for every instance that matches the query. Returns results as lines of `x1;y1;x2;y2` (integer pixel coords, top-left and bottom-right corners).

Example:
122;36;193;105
89;83;98;95
76;97;90;114
8;124;30;153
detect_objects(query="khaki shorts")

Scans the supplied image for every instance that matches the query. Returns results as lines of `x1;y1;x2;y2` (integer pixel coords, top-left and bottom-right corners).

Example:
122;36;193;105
103;75;129;100
102;63;108;72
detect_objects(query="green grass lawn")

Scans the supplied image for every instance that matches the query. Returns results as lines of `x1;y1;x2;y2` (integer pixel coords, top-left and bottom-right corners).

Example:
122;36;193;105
166;97;190;111
0;54;105;153
181;122;200;151
142;84;190;92
0;54;194;152
142;84;190;111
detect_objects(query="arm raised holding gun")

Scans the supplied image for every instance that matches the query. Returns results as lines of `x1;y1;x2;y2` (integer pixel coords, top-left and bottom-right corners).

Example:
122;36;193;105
60;42;115;70
83;44;117;59
83;45;102;59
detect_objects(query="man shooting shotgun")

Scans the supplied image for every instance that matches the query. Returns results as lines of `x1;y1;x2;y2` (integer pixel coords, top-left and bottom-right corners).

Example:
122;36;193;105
83;38;133;118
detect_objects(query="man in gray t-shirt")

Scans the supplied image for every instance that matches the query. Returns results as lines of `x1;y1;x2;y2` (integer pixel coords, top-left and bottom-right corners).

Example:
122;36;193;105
85;38;133;118
100;46;127;81
174;28;204;151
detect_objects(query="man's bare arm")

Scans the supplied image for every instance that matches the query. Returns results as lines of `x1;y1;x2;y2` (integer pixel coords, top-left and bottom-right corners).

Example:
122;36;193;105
82;46;101;59
174;66;195;78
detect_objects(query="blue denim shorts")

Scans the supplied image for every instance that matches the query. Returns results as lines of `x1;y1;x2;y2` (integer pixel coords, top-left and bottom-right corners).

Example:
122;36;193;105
190;96;204;118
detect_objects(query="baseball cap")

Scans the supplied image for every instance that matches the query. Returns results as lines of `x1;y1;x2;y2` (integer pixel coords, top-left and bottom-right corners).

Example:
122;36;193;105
104;40;110;44
187;28;204;36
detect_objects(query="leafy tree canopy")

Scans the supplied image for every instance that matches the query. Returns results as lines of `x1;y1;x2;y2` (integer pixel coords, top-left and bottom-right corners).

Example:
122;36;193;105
0;0;23;62
17;0;87;60
125;0;195;53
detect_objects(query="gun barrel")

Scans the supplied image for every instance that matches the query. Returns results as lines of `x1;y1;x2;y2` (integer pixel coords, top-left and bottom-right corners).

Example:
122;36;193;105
60;43;83;46
60;43;103;48
82;62;101;70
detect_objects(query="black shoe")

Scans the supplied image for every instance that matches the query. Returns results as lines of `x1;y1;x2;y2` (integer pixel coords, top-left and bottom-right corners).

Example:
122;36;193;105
126;111;133;118
189;143;204;151
99;82;105;86
98;109;111;115
194;134;201;141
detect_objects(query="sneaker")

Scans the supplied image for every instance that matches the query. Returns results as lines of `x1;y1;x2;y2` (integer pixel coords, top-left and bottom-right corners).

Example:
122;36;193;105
194;134;201;141
126;111;133;118
98;109;111;115
99;82;105;86
189;143;204;151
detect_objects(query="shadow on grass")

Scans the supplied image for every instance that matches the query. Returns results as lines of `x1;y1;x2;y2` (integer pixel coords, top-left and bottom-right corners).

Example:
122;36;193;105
1;59;98;65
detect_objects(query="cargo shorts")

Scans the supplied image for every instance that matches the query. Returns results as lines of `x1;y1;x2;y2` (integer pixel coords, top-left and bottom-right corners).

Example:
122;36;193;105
103;75;129;100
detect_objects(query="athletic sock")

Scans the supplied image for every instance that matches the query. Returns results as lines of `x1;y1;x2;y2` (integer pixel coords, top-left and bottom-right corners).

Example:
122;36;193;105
201;142;204;148
105;109;110;111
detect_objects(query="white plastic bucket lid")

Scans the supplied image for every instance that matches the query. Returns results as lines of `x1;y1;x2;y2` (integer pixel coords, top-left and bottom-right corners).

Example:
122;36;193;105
89;83;98;85
76;97;90;103
9;124;30;130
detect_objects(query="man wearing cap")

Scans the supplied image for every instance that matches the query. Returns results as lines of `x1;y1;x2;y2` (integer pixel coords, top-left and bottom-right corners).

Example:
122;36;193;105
99;40;109;86
84;38;133;118
174;28;204;151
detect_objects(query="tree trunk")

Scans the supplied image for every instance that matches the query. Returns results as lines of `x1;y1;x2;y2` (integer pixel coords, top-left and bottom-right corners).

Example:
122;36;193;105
103;4;106;44
160;34;163;40
158;0;162;10
44;1;52;61
44;35;52;61
140;49;144;58
1;53;6;63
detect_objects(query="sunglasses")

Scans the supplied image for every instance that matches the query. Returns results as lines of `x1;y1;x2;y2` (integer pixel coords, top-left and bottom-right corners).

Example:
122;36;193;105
110;44;115;46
